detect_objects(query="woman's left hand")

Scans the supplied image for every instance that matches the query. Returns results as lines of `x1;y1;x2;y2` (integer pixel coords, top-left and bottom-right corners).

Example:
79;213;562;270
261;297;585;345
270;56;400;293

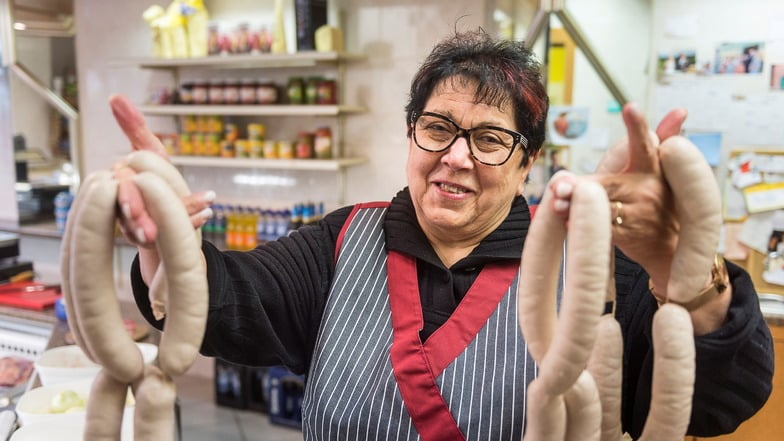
548;103;686;287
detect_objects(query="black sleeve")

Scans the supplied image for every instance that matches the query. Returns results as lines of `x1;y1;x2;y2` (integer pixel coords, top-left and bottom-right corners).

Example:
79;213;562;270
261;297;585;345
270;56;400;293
614;250;774;439
130;206;353;375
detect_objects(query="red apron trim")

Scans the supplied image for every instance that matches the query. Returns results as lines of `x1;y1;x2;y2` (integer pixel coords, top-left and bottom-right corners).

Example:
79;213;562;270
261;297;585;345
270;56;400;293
388;251;465;441
334;202;390;265
387;251;519;441
424;260;519;377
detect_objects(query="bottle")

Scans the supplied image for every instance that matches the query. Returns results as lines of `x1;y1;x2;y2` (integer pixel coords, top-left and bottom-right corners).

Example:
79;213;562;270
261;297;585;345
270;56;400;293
202;204;215;241
256;208;267;244
243;208;259;250
213;204;226;247
225;205;237;249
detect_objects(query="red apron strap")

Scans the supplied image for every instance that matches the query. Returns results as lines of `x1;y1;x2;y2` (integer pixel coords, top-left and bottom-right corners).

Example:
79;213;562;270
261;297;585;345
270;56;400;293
423;260;519;377
387;251;466;441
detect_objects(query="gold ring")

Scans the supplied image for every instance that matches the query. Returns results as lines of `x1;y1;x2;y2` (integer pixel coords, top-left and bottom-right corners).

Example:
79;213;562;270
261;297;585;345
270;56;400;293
612;201;623;226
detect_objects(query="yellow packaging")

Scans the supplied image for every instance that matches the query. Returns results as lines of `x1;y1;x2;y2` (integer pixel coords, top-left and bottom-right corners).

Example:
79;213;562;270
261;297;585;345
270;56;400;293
184;0;209;58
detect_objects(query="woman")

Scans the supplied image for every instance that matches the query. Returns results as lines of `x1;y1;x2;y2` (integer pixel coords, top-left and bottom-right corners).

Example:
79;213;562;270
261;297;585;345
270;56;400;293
114;30;773;440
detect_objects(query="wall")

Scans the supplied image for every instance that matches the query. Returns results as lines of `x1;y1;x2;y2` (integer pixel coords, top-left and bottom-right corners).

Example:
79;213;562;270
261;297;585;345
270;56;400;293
648;0;784;148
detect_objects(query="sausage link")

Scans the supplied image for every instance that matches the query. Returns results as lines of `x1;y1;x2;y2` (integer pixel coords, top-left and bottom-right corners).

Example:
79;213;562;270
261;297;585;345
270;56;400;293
659;136;722;303
84;368;130;441
60;170;112;363
586;315;623;441
564;370;601;441
519;177;611;395
638;304;695;441
132;365;177;441
69;174;145;383
125;150;202;321
133;172;208;376
522;377;567;441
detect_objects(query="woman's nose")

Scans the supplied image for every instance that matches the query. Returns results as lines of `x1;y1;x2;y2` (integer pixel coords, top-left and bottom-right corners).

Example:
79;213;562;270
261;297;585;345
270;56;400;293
441;134;474;168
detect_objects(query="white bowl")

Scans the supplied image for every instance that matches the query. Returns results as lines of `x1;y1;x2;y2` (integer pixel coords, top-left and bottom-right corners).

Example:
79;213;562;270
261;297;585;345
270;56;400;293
15;378;135;430
34;343;158;386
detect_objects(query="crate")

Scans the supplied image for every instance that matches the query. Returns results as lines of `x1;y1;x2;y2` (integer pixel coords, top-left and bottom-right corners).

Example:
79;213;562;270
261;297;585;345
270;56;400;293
267;366;305;429
246;366;270;413
214;358;249;409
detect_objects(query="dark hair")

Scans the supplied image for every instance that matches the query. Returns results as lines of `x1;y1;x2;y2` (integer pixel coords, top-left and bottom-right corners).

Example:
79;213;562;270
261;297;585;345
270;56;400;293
405;30;549;167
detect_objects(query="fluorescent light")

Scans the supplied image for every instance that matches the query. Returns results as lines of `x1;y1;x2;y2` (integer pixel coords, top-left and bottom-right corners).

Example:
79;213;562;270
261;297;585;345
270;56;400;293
13;22;27;30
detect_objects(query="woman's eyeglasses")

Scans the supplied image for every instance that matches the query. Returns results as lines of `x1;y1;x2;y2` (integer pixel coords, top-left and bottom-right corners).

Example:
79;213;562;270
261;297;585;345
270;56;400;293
411;112;528;166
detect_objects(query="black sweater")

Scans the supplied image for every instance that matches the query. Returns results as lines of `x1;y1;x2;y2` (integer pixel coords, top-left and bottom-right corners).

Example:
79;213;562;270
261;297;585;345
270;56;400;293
131;188;774;438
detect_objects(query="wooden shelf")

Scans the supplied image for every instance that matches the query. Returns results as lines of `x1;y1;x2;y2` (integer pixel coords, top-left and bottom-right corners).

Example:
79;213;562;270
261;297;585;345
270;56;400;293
139;104;366;117
111;51;366;70
169;155;366;171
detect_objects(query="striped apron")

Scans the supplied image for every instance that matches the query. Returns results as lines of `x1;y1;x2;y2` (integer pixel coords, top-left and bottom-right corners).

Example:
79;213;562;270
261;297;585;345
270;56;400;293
301;204;537;441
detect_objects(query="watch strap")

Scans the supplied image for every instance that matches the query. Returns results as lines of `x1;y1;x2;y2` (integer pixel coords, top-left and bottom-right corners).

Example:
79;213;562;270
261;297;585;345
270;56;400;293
649;254;728;311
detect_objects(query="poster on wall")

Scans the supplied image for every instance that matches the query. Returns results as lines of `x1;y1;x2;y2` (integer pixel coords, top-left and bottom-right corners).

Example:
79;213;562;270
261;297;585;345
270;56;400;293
546;106;590;146
771;65;784;90
713;42;765;74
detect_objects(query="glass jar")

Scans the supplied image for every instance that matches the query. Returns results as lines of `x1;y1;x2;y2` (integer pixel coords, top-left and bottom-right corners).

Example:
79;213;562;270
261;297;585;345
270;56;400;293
295;132;314;159
192;81;209;104
178;82;194;104
286;77;305;104
256;80;278;104
305;77;321;105
240;78;256;104
223;79;240;105
317;79;337;105
314;126;333;159
208;79;225;105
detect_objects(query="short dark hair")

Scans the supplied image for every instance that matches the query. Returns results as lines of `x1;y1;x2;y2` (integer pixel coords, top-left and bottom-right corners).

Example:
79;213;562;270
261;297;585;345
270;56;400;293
405;30;549;167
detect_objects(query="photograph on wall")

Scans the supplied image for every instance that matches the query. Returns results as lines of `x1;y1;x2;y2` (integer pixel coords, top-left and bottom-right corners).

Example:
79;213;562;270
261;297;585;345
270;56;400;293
771;64;784;90
713;42;765;74
657;50;697;75
547;106;590;146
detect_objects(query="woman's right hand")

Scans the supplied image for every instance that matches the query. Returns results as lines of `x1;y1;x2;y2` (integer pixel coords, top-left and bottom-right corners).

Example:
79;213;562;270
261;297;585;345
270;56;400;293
110;94;215;248
109;95;214;285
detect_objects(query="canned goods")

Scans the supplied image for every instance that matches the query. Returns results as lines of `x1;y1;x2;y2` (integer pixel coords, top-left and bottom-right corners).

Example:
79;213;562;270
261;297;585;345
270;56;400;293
179;133;193;155
249;139;264;158
235;139;250;158
263;140;278;158
247;123;265;140
277;140;294;159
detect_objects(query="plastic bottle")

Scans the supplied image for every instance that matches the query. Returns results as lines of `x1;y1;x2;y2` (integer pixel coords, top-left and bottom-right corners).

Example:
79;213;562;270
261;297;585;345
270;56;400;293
213;204;226;247
256;208;267;244
243;207;259;250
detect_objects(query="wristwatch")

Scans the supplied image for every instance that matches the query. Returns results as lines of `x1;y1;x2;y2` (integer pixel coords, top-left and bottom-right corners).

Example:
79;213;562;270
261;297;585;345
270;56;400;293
649;254;728;311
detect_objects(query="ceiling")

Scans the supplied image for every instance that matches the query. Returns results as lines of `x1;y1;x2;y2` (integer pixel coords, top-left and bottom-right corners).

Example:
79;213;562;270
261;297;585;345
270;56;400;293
12;0;73;37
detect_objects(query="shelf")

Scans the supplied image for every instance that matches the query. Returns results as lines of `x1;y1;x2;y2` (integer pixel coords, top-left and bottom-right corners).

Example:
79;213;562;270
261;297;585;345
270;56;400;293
139;104;366;116
111;51;366;70
169;155;366;171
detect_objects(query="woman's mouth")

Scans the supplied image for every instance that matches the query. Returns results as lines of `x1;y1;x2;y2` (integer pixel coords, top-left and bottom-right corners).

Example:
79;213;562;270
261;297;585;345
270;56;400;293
436;182;470;195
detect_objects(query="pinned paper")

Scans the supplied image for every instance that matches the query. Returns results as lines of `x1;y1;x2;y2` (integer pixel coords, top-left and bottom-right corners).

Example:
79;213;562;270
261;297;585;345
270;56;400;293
743;182;784;214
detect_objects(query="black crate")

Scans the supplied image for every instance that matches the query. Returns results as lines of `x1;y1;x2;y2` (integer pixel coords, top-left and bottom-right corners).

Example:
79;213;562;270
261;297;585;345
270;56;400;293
267;366;305;429
214;358;249;409
246;366;270;414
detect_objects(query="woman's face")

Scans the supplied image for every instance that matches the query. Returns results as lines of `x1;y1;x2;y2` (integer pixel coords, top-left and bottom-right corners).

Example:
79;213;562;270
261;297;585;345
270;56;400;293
407;79;535;245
